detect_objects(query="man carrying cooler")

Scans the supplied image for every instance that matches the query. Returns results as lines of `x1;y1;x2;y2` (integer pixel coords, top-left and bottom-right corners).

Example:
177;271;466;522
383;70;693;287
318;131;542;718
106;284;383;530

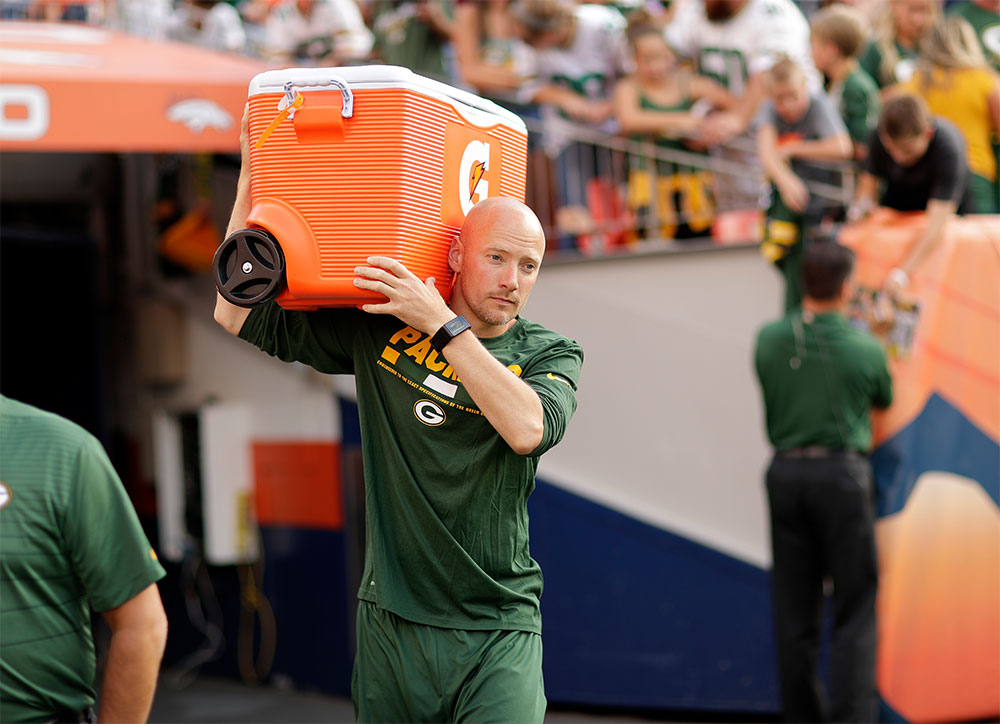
214;109;583;723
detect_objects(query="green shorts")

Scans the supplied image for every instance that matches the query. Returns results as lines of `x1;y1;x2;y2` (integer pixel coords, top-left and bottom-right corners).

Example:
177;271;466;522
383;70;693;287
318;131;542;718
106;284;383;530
352;601;546;723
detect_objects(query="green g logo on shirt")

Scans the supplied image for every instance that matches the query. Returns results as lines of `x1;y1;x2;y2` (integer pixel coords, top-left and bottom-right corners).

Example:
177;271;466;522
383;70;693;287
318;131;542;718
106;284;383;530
414;399;446;426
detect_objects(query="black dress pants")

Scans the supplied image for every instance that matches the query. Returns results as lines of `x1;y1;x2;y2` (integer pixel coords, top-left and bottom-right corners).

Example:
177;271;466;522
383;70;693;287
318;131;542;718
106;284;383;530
766;453;878;723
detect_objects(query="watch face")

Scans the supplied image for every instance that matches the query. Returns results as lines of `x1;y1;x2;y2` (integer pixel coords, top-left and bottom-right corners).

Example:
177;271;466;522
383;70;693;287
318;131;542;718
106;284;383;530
445;316;469;335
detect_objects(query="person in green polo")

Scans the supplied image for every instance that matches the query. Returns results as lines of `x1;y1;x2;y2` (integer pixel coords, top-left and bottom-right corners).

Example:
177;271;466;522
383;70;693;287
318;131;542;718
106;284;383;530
215;111;583;723
0;397;167;724
753;240;892;723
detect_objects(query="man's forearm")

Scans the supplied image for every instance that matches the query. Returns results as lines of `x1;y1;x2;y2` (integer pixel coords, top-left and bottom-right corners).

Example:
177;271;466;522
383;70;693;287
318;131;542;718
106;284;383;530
97;584;167;724
898;200;954;277
227;169;252;237
215;147;254;335
440;332;544;455
98;628;165;723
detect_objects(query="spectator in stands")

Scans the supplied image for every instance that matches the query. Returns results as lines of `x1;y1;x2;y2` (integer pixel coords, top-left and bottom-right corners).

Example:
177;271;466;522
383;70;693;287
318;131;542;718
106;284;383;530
614;16;732;241
849;92;975;297
947;0;1000;72
859;0;938;90
810;2;880;160
172;0;249;54
664;0;821;212
114;0;174;39
368;0;455;83
512;0;632;252
900;15;1000;213
263;0;373;65
757;57;852;311
453;0;534;96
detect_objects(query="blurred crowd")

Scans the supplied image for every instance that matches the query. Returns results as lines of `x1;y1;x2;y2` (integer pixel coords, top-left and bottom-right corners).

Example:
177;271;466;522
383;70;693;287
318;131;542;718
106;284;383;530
3;0;998;253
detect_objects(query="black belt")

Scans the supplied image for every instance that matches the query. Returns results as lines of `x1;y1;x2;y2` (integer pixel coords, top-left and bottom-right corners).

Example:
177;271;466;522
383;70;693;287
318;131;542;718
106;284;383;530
42;708;95;724
776;447;866;460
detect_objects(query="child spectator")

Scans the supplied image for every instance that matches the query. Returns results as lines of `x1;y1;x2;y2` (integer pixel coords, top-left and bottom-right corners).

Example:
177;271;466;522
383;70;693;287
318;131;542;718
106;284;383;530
663;0;821;214
263;0;373;65
512;0;632;252
369;0;455;83
757;57;852;311
613;18;732;241
811;2;880;160
900;15;1000;213
947;0;1000;73
849;93;975;296
860;0;938;89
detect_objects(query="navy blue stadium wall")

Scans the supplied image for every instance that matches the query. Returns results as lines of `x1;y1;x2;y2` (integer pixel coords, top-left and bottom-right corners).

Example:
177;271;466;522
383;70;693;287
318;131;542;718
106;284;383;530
529;478;779;713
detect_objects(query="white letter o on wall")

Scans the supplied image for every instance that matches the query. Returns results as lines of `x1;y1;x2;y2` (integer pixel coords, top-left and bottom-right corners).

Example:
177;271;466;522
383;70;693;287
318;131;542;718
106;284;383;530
0;85;50;141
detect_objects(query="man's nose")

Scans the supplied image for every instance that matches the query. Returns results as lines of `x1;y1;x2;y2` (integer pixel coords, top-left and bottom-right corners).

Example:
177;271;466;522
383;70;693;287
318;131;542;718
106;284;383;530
498;264;518;290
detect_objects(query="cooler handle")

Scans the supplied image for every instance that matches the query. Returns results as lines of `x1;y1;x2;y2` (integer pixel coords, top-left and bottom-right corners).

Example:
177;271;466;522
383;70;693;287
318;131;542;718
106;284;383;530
279;76;354;119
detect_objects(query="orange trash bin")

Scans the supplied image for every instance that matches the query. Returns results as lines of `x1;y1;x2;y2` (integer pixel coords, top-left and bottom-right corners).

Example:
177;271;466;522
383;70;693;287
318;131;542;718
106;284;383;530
214;65;528;309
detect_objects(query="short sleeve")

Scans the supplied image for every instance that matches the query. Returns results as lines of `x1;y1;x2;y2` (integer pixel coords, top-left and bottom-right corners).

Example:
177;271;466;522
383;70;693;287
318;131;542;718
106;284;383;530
928;125;968;204
239;301;364;374
522;339;584;457
663;0;698;61
811;93;849;139
64;435;165;612
842;76;880;143
871;347;893;410
864;129;888;176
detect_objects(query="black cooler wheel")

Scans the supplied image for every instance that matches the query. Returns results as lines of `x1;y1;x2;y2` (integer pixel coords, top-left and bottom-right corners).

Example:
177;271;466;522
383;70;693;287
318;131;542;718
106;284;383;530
213;228;286;308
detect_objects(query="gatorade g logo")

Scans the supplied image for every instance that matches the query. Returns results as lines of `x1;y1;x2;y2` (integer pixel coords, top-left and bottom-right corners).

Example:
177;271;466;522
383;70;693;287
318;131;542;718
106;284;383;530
460;141;490;215
414;399;446;426
442;122;501;227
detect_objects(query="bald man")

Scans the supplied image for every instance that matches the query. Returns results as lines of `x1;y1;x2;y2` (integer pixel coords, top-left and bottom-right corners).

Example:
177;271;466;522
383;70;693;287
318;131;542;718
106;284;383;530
214;123;583;723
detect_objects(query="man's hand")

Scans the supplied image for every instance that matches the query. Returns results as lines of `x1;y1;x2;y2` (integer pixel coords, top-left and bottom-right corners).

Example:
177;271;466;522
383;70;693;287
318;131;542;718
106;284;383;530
354;256;454;335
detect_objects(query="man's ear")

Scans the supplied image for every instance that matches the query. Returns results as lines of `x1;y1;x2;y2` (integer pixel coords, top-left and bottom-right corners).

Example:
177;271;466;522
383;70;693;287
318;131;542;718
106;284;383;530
448;235;463;274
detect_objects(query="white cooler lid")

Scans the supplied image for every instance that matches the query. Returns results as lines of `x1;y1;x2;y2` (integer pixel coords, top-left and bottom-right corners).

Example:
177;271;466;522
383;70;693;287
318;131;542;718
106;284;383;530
248;65;526;133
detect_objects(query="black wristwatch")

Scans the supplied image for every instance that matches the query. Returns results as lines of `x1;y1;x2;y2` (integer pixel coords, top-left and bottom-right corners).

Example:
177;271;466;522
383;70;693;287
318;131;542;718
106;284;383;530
431;315;471;353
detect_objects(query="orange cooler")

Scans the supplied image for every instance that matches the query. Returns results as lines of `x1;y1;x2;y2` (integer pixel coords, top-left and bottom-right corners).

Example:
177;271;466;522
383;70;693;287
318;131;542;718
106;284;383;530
215;65;528;309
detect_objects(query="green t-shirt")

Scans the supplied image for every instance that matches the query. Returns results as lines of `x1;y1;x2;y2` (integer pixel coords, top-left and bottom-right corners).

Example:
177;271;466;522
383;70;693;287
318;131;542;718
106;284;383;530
240;304;583;634
0;397;165;724
949;1;1000;73
754;312;892;452
859;39;920;88
829;65;880;146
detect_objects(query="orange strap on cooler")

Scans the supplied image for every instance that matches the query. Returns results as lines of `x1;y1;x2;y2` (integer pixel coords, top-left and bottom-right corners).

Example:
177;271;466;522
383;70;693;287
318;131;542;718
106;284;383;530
255;76;354;149
255;93;305;150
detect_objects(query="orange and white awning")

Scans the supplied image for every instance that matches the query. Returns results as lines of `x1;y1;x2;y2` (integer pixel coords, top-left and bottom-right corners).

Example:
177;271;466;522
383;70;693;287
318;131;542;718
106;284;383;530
0;22;272;152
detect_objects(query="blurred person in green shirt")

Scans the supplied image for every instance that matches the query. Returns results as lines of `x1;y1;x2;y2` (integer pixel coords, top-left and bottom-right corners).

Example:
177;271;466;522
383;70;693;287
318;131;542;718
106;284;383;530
754;240;892;723
0;397;167;724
